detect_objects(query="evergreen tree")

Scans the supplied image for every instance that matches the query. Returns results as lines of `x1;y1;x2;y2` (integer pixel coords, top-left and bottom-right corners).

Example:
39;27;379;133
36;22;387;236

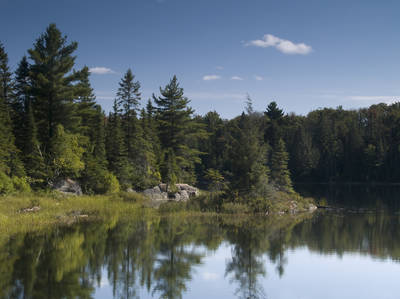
0;43;24;177
153;76;204;184
21;100;47;184
0;42;13;106
13;56;31;150
106;100;131;188
270;138;293;191
228;113;269;196
116;69;141;161
28;24;85;148
264;101;284;148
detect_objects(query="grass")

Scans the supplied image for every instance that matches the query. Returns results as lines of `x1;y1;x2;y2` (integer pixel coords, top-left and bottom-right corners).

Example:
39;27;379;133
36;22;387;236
0;189;316;238
0;191;153;237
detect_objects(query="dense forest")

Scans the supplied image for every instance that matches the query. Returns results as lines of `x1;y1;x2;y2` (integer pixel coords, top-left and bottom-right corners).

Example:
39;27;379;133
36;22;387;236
1;24;400;198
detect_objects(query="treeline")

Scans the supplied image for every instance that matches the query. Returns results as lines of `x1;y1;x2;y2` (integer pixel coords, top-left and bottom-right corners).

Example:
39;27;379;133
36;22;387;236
283;103;400;182
1;24;398;196
0;24;292;198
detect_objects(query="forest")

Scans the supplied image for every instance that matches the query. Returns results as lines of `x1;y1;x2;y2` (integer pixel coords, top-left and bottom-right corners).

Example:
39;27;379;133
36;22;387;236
1;24;400;204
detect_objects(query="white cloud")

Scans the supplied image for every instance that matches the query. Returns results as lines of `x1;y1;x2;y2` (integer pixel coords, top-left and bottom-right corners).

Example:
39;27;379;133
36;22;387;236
89;67;115;75
231;76;243;81
202;272;219;281
216;66;224;70
246;34;312;55
203;75;221;81
254;75;263;81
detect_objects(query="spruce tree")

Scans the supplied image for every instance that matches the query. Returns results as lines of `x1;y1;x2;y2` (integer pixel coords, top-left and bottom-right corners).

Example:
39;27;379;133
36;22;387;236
0;43;24;177
153;76;204;184
228;113;269;196
0;42;13;106
106;100;131;188
116;69;141;161
13;56;32;150
270;138;293;191
21;100;47;183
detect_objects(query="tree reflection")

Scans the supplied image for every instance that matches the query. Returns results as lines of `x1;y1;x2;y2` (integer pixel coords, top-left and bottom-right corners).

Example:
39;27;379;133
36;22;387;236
2;204;400;299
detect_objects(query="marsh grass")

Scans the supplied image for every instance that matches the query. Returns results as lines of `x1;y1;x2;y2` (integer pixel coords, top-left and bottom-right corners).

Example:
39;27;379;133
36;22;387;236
0;191;153;237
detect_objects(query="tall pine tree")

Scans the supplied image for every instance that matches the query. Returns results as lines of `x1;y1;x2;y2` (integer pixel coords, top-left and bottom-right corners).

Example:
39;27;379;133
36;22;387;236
28;24;85;148
153;76;204;184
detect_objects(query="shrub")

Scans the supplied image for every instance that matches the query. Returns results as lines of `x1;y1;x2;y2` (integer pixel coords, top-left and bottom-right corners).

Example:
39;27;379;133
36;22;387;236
102;172;120;194
12;176;31;193
0;172;14;194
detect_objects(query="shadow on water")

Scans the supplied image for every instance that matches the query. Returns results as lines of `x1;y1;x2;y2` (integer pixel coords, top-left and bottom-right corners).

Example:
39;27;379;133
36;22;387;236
1;185;400;298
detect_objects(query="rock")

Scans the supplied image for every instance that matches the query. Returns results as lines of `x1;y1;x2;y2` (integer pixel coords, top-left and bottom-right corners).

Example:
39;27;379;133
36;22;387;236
21;206;41;213
176;184;199;197
308;204;317;212
53;178;82;196
178;190;189;201
142;183;199;202
143;186;168;201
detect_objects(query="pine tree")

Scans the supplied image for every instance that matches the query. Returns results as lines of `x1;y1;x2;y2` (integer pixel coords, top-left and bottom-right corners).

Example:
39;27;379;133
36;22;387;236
0;42;13;106
106;100;131;188
13;56;32;150
116;69;141;161
270;138;293;191
28;24;85;148
0;43;24;177
228;113;269;196
264;101;284;148
21;100;47;183
153;76;204;184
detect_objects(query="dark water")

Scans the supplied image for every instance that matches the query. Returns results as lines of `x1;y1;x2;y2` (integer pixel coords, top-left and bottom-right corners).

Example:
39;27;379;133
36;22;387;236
2;185;400;299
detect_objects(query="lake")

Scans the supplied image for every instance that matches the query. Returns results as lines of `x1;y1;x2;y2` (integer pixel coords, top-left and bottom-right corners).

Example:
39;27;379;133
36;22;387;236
2;185;400;299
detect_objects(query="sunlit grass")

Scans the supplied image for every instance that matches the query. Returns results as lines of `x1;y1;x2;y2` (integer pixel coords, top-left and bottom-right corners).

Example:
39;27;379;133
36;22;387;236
0;191;153;237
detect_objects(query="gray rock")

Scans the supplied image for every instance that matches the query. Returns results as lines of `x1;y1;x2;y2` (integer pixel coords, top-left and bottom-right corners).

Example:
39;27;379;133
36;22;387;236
308;204;318;212
53;178;82;195
142;183;199;202
143;186;168;201
178;190;189;201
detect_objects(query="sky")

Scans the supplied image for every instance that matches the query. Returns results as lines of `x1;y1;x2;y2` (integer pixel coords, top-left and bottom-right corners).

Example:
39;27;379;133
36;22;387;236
1;0;400;118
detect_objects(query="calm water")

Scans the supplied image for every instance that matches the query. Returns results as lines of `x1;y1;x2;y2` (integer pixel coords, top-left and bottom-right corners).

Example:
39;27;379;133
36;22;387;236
2;185;400;299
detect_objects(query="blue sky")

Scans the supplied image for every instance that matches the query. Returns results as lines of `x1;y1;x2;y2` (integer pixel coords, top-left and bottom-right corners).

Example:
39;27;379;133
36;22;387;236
2;0;400;118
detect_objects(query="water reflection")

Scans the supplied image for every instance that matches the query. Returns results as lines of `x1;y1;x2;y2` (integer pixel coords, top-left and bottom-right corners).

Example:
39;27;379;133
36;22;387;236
1;189;400;299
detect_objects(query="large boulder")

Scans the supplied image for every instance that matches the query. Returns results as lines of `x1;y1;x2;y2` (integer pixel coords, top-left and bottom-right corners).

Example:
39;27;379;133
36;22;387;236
142;183;199;202
143;185;168;201
53;178;82;196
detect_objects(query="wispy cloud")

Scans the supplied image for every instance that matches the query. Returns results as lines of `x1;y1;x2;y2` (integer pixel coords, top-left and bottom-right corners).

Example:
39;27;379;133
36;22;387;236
203;75;221;81
254;75;263;81
231;76;243;81
89;67;116;75
216;66;224;70
246;34;312;55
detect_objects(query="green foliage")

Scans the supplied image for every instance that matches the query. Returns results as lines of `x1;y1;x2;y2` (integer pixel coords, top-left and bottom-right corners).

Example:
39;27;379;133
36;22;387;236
270;138;293;192
28;24;86;146
11;176;31;193
103;172;120;194
0;172;14;194
154;76;205;183
50;125;85;178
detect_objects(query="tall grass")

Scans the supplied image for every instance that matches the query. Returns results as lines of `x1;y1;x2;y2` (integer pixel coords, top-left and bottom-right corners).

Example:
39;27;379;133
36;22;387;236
0;191;152;237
